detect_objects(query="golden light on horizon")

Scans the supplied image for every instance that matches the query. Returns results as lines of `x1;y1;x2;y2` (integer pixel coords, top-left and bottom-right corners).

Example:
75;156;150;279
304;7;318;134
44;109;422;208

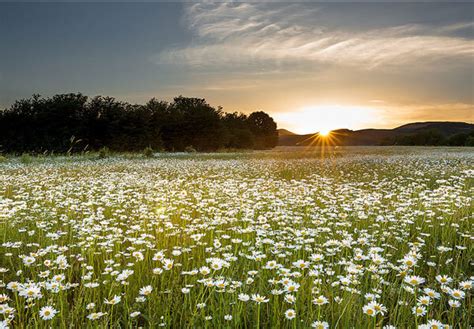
295;127;341;158
319;129;331;136
275;104;380;134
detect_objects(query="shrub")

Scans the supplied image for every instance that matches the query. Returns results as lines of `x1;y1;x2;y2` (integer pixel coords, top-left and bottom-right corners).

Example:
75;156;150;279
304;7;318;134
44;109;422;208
98;147;110;159
465;136;474;146
184;145;197;153
20;153;33;164
143;147;154;158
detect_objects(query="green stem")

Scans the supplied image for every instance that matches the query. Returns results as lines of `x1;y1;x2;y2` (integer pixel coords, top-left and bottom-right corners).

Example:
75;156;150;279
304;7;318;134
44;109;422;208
256;304;261;329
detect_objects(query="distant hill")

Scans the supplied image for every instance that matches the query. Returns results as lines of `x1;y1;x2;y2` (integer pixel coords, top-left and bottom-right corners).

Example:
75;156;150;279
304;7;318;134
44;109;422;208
278;122;474;146
393;122;474;135
278;129;297;136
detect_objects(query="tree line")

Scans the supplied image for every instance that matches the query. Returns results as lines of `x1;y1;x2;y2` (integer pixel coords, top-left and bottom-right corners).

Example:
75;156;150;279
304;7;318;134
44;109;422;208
0;93;278;153
381;129;474;146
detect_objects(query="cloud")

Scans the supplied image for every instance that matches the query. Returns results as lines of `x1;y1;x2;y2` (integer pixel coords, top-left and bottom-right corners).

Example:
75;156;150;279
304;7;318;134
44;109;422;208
388;102;474;123
155;3;474;70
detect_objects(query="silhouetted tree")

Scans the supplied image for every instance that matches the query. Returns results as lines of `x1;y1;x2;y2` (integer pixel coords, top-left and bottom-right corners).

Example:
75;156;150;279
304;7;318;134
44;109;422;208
161;96;225;151
222;112;254;149
246;111;278;149
0;93;279;153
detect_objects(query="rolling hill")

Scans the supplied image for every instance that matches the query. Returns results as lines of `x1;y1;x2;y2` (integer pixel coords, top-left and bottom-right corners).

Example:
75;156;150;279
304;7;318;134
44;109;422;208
278;122;474;146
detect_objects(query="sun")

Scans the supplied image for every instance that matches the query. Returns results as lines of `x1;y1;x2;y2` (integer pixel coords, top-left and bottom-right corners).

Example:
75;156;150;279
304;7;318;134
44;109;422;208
319;129;331;137
274;104;379;135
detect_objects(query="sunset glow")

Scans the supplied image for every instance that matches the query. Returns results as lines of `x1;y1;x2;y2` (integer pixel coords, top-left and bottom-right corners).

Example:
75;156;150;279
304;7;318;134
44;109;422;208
275;105;380;134
1;2;473;131
319;129;331;137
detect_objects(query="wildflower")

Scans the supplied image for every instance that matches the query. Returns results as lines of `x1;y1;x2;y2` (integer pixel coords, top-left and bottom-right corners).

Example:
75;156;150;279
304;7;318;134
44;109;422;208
284;281;300;293
39;306;58;320
162;259;174;270
412;305;427;317
311;254;324;262
459;280;472;290
448;300;460;308
199;266;210;275
292;260;309;269
104;295;121;305
251;294;269;304
153;268;163;275
0;304;14;315
363;304;376;317
19;284;42;299
87;312;107;320
130;311;141;318
364;293;378;302
313;295;329;306
116;269;134;282
238;293;250;302
449;289;465;299
224;314;232;321
425;319;445;328
210;259;223;271
404;275;425;286
401;255;417;267
339;277;351;285
284;309;296;319
417;296;431;306
312;321;329;328
435;275;452;285
265;261;278;269
22;256;36;266
139;285;153;296
6;282;20;292
284;294;296;304
132;251;144;261
136;296;146;303
55;255;69;269
423;288;440;299
52;274;65;282
372;302;387;315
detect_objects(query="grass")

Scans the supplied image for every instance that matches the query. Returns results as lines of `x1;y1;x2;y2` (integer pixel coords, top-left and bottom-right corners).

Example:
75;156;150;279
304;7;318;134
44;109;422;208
0;147;472;328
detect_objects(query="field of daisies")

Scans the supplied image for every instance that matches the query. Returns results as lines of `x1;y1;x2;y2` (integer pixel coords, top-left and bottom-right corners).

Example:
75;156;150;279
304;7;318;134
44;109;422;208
0;147;472;328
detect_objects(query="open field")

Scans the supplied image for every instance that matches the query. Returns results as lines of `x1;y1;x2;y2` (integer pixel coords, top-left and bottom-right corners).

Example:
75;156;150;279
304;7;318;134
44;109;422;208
0;147;472;328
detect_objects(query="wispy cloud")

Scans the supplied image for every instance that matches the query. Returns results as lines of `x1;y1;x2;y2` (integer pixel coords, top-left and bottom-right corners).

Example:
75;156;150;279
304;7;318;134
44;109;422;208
388;102;474;124
155;2;473;70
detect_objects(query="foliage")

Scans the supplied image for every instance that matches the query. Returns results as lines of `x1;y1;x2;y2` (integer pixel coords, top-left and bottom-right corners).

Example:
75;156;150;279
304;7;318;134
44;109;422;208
19;153;32;164
143;146;155;158
385;130;474;146
0;94;278;153
184;145;197;153
98;147;110;159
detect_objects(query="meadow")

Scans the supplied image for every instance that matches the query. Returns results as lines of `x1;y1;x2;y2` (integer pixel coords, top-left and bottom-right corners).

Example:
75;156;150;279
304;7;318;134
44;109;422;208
0;147;472;328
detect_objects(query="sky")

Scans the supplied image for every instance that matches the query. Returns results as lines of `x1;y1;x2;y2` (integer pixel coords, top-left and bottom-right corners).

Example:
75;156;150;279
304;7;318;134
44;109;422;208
1;1;473;134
